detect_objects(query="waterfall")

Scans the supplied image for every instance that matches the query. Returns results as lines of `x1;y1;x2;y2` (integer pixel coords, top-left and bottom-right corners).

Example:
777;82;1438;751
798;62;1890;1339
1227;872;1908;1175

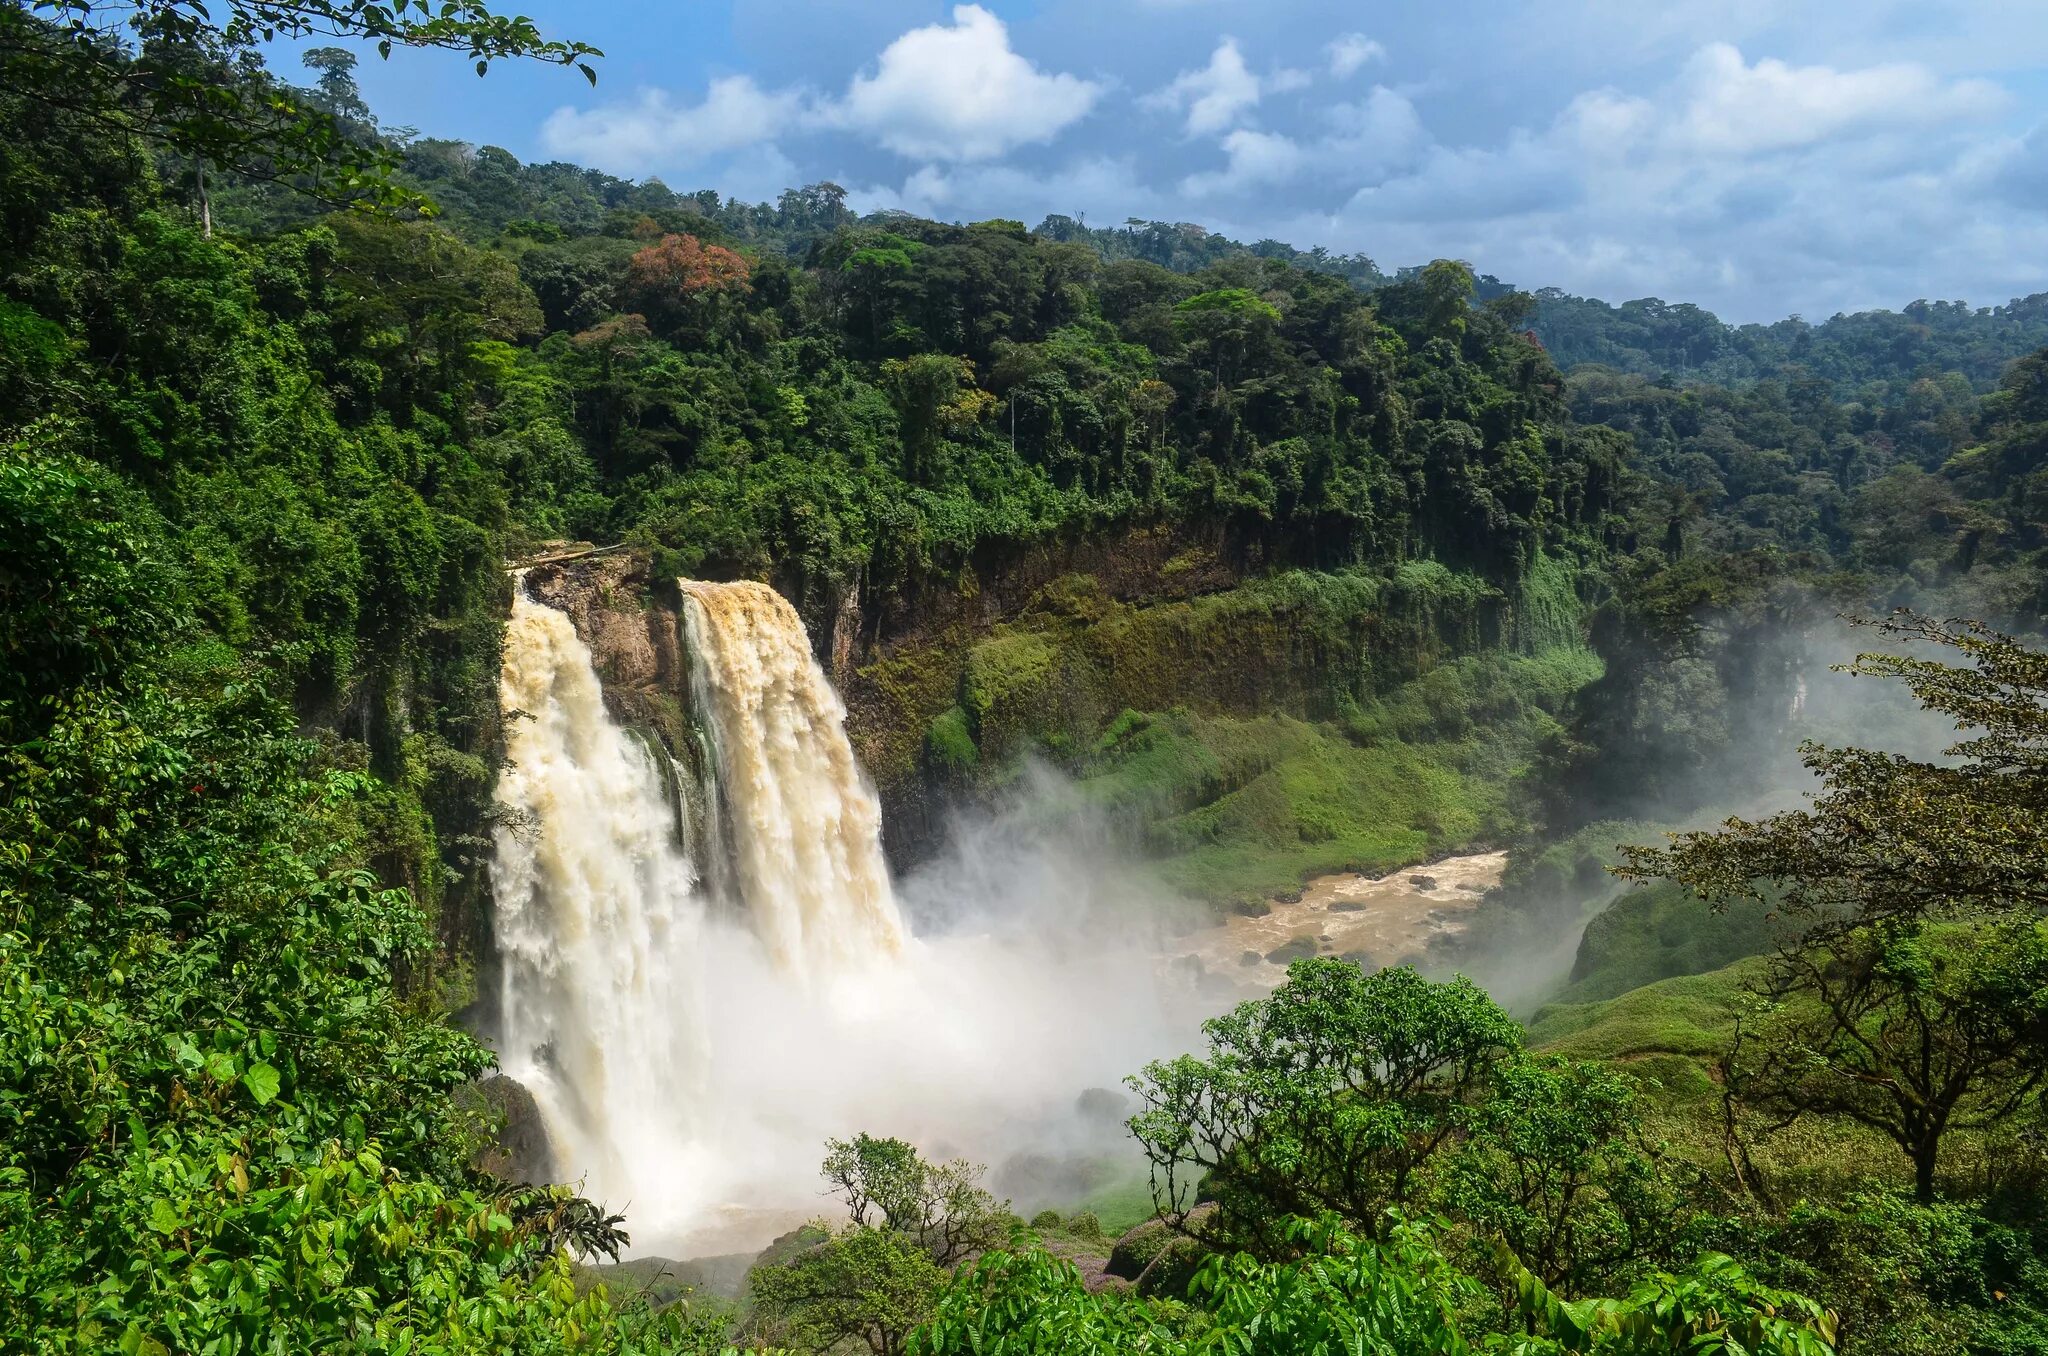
680;579;907;979
489;573;1182;1254
491;579;711;1212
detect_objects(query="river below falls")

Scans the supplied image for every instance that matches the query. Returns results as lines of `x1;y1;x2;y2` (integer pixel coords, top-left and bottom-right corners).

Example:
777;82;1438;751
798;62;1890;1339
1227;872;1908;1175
1168;850;1508;995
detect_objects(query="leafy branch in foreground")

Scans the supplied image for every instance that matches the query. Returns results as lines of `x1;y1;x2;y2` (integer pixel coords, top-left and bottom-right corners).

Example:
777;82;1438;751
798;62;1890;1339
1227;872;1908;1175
1620;613;2048;931
4;1;601;210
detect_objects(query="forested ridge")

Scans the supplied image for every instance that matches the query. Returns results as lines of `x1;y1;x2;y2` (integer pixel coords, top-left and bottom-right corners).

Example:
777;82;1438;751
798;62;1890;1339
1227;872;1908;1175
5;4;2048;1353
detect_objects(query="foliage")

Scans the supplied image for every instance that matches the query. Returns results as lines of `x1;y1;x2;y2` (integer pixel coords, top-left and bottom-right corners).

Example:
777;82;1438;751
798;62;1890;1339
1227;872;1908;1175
1445;1057;1679;1293
11;1;599;209
0;448;646;1352
1127;961;1522;1246
821;1133;1009;1266
914;1218;1838;1356
1498;1247;1838;1356
749;1225;947;1356
747;1136;1011;1355
1622;615;2048;930
1726;922;2048;1203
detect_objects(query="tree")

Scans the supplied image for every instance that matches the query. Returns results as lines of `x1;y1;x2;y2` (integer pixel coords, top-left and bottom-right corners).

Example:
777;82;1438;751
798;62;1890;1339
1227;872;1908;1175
1445;1056;1677;1292
1726;921;2048;1202
823;1132;1009;1266
748;1135;1010;1355
1127;960;1522;1250
1420;259;1477;339
1171;286;1280;390
621;231;750;341
1624;616;2048;1201
880;354;993;486
751;1225;949;1356
301;44;371;125
1622;614;2048;932
4;1;600;207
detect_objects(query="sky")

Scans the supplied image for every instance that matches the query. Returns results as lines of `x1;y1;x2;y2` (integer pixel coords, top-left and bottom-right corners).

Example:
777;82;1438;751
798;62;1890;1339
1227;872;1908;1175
289;1;2048;324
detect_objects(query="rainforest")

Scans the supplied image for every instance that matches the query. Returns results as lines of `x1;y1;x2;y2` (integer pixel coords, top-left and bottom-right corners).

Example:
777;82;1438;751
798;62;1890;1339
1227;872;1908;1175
6;4;2048;1354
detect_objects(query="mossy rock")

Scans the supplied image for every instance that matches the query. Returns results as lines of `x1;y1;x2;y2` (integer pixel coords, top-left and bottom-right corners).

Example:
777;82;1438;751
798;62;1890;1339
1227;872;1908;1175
923;704;979;774
1265;936;1318;965
1106;1218;1208;1297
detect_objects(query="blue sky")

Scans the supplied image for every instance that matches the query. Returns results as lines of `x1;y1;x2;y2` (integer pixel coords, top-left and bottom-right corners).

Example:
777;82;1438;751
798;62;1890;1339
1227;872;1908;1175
291;1;2048;323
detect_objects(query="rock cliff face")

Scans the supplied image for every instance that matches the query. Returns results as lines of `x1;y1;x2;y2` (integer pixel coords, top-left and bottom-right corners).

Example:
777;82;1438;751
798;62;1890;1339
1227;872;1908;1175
523;553;697;757
515;531;1583;878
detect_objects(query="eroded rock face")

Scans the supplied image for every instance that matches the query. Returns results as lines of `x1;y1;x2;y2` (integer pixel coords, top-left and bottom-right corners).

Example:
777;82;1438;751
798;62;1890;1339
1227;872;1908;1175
522;554;692;750
468;1073;559;1185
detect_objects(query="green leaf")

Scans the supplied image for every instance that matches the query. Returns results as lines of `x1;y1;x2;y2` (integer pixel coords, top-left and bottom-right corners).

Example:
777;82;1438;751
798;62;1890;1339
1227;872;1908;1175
148;1197;181;1236
242;1061;281;1105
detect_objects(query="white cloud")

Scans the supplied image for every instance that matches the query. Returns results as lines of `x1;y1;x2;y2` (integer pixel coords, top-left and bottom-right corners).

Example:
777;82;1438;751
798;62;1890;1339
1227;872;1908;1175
1144;38;1264;135
1323;86;1431;170
1183;128;1307;196
852;155;1166;227
1179;84;1426;198
539;76;803;176
1675;42;2005;156
831;5;1102;162
1297;41;2028;319
1327;33;1386;79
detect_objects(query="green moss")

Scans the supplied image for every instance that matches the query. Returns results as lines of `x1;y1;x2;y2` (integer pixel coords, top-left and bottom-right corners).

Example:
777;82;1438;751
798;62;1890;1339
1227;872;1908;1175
962;629;1064;756
924;704;979;773
850;628;971;792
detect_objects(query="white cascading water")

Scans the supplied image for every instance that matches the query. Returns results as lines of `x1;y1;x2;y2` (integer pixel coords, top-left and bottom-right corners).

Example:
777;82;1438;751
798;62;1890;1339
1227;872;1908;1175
491;579;711;1205
491;573;1189;1255
680;579;906;980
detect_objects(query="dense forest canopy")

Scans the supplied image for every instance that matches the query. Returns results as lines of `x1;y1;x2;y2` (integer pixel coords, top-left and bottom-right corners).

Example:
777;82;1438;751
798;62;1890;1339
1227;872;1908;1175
5;6;2048;1355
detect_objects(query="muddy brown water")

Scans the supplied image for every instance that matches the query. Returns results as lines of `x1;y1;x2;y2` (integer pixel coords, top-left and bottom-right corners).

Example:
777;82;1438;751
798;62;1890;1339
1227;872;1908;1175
1169;851;1507;994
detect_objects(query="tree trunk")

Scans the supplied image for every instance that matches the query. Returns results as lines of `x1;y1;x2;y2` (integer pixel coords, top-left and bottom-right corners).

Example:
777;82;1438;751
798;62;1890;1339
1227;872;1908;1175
1914;1140;1938;1204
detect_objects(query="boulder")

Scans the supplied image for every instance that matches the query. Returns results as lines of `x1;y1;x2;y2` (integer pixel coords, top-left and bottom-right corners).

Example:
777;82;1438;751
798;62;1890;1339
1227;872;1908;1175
464;1074;557;1185
1264;936;1317;965
1106;1205;1216;1297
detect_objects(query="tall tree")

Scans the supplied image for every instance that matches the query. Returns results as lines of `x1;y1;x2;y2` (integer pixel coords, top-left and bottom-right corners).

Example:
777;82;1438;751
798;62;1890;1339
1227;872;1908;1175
3;0;600;206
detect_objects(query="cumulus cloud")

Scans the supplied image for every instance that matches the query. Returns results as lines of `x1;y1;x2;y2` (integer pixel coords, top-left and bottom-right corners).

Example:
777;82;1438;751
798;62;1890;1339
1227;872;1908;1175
1144;38;1265;135
1327;33;1386;78
831;4;1102;161
1301;42;2024;317
1182;129;1307;196
539;76;803;176
1674;42;2006;155
1181;84;1427;197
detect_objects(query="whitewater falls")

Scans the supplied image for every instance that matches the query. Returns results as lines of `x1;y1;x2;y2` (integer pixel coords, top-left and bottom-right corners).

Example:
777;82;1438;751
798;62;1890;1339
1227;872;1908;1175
490;572;1181;1252
679;580;906;978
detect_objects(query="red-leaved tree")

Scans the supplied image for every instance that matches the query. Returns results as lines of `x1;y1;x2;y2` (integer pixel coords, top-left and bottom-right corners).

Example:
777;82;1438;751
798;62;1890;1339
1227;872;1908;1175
623;233;750;338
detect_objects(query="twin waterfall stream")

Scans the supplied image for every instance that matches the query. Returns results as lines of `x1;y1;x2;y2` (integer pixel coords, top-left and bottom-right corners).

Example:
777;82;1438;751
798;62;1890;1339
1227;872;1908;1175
491;576;922;1252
